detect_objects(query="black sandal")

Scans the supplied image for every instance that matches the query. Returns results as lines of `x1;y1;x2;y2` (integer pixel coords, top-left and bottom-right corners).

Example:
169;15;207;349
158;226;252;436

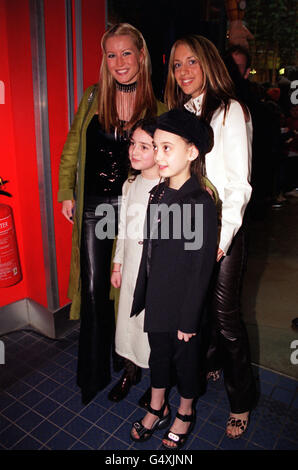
130;402;171;442
162;410;196;450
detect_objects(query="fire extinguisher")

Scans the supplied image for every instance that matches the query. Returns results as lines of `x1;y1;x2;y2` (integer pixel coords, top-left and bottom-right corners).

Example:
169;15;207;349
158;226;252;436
0;177;22;287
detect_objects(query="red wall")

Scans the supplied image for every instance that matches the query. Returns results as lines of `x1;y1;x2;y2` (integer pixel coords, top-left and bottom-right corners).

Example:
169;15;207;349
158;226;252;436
0;0;106;309
0;0;26;305
1;0;46;307
82;0;105;89
44;0;71;307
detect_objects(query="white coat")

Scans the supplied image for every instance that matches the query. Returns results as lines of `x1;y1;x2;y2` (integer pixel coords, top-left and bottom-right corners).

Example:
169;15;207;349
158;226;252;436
113;175;160;368
185;95;252;254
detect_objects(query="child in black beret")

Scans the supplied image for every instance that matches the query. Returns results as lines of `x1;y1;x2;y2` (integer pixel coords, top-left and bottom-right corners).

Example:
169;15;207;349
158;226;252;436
130;109;218;449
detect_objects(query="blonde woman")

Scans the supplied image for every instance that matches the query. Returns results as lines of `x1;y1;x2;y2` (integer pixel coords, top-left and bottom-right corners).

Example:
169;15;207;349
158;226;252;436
58;23;166;405
165;35;256;440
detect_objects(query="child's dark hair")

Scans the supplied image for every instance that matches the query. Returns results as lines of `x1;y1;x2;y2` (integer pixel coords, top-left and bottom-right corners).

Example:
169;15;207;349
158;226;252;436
183;122;213;188
130;117;157;138
128;118;157;182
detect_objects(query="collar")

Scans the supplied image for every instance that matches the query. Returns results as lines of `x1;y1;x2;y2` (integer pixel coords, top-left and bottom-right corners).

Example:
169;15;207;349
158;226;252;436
149;175;203;200
115;80;137;93
175;174;203;198
184;93;204;116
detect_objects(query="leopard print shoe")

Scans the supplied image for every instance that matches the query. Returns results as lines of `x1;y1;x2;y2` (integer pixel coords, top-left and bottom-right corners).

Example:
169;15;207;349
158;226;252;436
226;414;249;439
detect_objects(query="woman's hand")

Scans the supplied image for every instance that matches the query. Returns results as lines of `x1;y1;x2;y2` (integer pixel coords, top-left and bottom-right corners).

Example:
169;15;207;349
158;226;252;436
62;200;74;224
177;330;197;342
111;264;122;288
217;248;225;262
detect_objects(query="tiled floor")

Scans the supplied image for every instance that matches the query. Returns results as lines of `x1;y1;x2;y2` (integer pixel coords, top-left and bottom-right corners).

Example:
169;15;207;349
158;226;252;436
0;325;297;451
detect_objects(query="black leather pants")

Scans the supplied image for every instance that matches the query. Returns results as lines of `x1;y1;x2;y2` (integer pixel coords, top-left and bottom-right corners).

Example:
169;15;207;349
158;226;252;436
77;196;120;403
206;228;256;413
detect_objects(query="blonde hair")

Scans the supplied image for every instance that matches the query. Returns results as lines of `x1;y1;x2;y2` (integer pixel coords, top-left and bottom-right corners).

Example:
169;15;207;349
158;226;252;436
165;35;237;122
98;23;157;132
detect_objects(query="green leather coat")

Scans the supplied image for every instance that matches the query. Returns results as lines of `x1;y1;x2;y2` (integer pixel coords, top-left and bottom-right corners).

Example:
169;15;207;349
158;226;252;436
58;85;167;319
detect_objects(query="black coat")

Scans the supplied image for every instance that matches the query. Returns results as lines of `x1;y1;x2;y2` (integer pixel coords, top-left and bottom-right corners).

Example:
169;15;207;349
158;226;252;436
130;175;218;334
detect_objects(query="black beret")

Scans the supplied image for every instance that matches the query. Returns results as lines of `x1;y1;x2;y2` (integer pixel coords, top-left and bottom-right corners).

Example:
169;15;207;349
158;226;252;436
155;109;214;156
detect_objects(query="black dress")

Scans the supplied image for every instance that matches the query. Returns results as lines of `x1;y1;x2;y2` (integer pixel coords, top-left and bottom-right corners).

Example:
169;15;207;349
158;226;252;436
77;115;129;404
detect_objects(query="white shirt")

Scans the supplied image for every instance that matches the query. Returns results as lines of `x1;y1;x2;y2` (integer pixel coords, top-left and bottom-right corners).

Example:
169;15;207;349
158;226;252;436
185;94;252;254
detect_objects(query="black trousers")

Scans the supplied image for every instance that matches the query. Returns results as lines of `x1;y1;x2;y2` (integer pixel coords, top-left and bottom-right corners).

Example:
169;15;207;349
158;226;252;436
206;227;256;413
77;196;120;399
148;331;203;399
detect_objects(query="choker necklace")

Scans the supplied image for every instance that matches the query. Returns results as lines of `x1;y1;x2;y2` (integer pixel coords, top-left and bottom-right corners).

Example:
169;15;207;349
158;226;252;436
115;80;137;93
